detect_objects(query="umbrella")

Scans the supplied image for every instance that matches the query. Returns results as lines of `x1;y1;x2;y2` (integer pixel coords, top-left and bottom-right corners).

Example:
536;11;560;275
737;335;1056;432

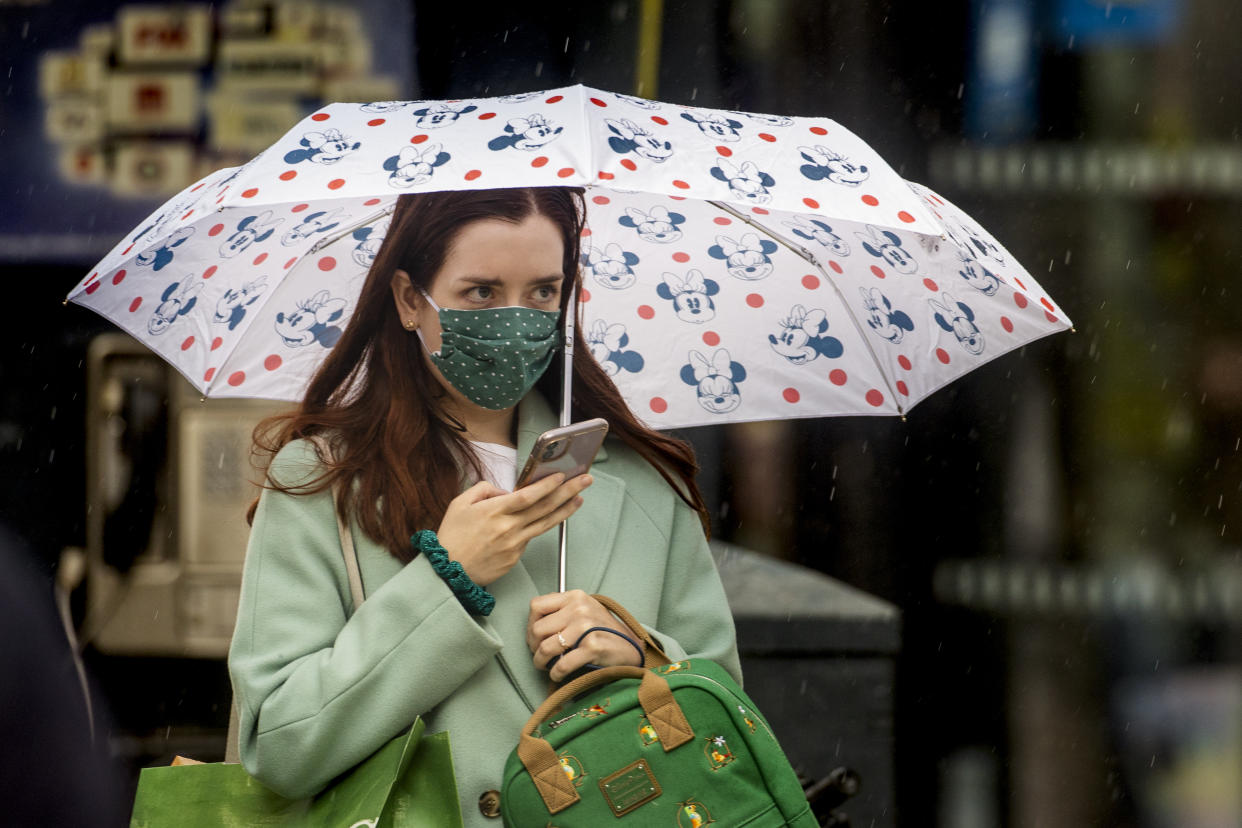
66;84;1069;432
67;84;1071;591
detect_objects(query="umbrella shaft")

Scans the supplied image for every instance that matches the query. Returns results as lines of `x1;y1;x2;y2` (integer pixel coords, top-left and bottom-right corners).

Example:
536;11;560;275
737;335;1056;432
557;522;568;593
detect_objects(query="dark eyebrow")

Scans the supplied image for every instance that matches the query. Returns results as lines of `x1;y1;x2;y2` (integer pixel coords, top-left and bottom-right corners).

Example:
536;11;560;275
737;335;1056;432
458;274;564;286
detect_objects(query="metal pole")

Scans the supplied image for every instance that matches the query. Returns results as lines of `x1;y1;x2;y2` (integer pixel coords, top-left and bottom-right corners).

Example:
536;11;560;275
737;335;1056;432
557;283;577;591
635;0;663;98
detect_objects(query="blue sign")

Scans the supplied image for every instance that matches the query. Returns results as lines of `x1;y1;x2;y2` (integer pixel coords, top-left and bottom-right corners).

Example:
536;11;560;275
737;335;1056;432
1054;0;1183;47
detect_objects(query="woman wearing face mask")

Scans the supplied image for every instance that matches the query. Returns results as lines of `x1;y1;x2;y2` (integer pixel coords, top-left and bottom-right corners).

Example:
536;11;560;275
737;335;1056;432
228;187;741;823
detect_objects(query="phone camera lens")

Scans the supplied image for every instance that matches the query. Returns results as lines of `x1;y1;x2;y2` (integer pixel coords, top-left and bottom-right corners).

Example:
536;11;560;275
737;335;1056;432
541;441;561;462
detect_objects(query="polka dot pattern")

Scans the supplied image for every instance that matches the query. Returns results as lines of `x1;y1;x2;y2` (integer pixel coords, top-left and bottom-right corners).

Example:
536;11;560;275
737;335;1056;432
429;306;561;410
69;91;1066;416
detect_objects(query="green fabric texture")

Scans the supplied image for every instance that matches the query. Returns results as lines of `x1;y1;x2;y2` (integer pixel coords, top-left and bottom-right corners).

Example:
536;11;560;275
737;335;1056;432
228;392;742;826
501;659;815;827
130;718;463;827
429;304;561;409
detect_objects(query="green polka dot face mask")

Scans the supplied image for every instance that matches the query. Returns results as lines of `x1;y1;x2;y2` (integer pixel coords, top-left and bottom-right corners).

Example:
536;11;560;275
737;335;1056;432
416;289;562;410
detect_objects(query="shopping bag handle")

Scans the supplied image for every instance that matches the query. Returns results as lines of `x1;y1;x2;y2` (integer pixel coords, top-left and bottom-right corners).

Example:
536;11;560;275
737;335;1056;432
516;665;693;815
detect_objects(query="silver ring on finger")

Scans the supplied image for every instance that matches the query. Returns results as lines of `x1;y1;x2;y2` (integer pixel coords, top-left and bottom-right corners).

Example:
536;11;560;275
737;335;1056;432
557;631;569;652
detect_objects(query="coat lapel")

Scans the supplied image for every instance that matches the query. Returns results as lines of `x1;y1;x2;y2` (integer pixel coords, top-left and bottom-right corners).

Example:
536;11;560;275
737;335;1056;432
484;561;545;712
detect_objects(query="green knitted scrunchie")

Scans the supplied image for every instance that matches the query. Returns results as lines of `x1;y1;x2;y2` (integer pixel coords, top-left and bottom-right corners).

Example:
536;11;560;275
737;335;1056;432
412;529;495;616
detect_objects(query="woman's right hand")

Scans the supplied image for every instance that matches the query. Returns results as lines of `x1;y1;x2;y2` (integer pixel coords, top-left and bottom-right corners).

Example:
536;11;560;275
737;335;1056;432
435;473;593;587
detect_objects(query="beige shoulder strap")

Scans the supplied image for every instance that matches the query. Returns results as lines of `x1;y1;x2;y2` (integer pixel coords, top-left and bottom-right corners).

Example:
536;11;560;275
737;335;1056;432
333;480;365;613
308;435;365;613
226;439;362;764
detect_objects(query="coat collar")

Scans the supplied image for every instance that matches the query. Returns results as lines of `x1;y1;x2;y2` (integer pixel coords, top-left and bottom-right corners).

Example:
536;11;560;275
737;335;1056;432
486;393;624;710
515;392;610;465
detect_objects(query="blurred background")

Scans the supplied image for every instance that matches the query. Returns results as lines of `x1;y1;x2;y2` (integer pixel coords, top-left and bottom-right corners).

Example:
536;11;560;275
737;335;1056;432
2;0;1241;825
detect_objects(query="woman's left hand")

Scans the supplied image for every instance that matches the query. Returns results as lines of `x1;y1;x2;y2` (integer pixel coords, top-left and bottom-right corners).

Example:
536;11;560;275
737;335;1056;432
527;590;643;682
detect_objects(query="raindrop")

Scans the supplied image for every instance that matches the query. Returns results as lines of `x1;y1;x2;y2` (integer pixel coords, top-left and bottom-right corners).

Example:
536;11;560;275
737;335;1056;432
563;37;570;53
1063;249;1072;265
534;61;544;77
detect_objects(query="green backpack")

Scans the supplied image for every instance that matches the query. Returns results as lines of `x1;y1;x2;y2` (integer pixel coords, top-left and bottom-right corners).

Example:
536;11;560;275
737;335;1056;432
501;658;816;827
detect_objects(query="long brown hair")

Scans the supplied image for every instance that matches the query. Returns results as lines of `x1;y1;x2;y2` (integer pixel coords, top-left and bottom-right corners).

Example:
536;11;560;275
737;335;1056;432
249;187;709;562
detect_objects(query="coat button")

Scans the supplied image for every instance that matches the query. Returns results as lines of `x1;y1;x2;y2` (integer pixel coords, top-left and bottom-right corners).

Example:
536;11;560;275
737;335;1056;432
478;789;502;818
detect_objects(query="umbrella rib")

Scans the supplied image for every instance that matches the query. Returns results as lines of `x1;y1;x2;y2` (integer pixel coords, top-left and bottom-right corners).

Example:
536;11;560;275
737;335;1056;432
706;200;905;416
309;206;396;254
202;206;393;396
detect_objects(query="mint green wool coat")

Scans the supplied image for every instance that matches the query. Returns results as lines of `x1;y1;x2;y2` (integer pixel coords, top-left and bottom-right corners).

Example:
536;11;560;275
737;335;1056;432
228;393;742;825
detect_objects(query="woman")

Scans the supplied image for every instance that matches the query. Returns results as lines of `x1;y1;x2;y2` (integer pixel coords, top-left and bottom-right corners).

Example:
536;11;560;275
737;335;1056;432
228;186;741;823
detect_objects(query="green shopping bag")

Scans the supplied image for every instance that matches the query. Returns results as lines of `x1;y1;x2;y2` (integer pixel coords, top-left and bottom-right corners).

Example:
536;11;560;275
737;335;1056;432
130;717;462;827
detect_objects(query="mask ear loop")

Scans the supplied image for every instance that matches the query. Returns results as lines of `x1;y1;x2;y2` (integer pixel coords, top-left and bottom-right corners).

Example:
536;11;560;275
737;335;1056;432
415;287;442;357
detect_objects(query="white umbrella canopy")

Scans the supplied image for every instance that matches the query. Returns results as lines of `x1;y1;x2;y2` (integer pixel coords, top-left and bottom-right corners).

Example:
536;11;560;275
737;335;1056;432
66;84;1070;427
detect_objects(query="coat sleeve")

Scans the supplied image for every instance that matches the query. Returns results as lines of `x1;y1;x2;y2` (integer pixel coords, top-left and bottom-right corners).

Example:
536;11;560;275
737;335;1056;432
228;441;503;799
643;499;743;685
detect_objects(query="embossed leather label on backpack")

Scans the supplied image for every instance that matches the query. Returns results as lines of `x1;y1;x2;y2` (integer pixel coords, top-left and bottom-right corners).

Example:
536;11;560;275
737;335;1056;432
598;759;661;817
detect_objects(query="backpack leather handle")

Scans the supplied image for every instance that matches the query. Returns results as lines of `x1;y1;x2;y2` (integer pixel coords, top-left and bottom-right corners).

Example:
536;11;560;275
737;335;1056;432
591;594;671;668
516;666;693;815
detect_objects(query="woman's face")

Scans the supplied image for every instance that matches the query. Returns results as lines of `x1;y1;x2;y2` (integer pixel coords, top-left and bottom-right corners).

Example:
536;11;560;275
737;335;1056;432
391;213;566;411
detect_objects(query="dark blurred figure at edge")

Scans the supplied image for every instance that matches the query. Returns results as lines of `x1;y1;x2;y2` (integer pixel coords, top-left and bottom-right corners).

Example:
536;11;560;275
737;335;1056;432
0;524;127;826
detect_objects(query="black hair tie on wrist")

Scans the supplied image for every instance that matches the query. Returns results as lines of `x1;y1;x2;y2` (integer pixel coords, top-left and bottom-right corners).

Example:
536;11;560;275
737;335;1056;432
574;626;645;667
547;626;645;680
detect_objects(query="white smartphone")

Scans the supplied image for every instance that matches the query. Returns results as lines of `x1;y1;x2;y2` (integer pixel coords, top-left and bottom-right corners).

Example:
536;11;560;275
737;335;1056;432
516;418;609;488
